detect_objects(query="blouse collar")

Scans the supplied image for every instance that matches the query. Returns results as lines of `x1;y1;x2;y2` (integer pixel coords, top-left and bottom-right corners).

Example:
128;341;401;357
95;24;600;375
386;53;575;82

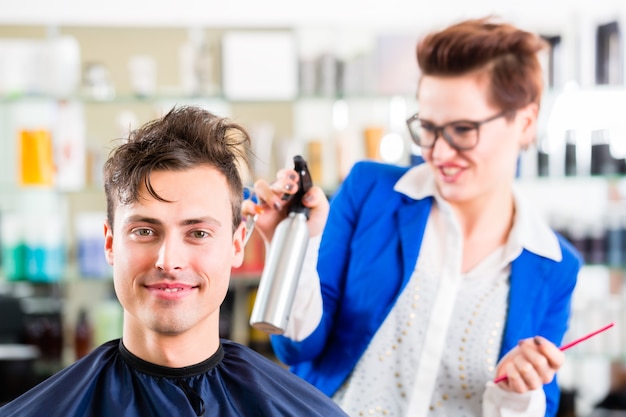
394;164;562;262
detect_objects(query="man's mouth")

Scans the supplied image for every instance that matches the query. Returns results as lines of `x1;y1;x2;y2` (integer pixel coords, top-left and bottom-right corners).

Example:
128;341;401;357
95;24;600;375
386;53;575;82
147;283;197;292
159;287;185;292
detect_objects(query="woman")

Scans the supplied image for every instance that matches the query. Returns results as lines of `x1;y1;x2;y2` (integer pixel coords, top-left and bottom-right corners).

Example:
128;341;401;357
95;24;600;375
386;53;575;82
246;17;582;417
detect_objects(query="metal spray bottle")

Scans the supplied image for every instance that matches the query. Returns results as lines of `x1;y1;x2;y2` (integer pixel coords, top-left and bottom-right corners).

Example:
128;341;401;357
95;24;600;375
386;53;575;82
249;155;313;334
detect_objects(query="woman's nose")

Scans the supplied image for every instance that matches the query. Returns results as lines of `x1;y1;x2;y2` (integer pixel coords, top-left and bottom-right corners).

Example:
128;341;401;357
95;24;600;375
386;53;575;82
430;131;458;159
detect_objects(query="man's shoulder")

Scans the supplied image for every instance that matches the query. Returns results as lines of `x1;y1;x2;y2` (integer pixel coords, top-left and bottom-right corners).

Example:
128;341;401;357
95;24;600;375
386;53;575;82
220;339;284;372
0;340;120;417
219;340;348;416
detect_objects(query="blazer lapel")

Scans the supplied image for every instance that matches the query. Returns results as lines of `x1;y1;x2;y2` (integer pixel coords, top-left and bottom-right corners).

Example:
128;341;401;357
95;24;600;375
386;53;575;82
499;251;550;358
397;197;433;290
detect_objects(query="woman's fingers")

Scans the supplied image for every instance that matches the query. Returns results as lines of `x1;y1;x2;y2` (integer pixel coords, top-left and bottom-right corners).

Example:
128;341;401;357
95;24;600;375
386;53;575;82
533;336;564;371
254;169;300;211
507;341;546;391
246;168;329;241
496;337;564;393
301;186;330;236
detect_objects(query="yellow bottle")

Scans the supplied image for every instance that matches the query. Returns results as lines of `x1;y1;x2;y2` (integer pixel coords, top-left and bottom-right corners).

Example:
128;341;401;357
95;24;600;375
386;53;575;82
19;129;54;187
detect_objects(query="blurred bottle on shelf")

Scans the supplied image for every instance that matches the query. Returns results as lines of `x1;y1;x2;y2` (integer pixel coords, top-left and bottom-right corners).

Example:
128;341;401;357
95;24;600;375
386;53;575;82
179;28;217;97
537;148;550;177
363;126;384;161
22;297;63;362
591;129;623;176
74;307;93;360
128;55;157;98
564;130;577;177
24;216;65;283
605;208;625;268
1;213;27;281
307;140;323;185
19;129;54;187
82;62;115;100
588;220;607;265
75;212;111;279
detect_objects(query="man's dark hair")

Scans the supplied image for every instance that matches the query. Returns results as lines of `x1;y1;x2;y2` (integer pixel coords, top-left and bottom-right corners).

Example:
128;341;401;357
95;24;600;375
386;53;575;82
103;106;251;232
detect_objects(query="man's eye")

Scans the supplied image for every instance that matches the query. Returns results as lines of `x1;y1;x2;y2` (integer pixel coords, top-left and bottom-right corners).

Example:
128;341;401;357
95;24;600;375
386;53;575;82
192;231;209;239
134;228;154;237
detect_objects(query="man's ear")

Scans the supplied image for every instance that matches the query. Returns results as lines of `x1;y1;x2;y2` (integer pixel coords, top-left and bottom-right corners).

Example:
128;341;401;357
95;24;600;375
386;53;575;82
104;220;114;266
231;221;246;269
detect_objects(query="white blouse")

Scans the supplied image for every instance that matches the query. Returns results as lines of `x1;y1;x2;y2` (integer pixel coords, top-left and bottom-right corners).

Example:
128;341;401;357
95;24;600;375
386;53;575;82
333;199;512;416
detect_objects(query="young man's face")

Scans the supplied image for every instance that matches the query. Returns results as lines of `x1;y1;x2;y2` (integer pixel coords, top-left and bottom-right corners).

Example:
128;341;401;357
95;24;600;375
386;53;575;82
104;165;245;339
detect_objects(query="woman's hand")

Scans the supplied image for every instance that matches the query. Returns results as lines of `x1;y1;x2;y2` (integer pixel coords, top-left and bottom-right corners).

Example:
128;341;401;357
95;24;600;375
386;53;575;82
242;168;329;244
494;336;564;393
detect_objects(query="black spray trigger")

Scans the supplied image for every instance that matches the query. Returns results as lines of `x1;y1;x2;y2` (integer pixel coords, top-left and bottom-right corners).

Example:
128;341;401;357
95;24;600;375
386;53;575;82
289;155;313;217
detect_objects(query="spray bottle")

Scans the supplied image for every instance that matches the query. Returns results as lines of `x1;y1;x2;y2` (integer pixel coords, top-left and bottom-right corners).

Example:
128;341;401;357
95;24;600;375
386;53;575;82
249;155;313;334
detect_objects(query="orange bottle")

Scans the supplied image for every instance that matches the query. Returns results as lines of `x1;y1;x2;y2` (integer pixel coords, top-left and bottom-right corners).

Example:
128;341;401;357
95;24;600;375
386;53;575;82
19;129;54;186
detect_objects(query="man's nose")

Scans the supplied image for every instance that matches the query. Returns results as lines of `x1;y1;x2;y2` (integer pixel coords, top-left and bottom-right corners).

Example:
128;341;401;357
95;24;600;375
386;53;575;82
155;237;185;272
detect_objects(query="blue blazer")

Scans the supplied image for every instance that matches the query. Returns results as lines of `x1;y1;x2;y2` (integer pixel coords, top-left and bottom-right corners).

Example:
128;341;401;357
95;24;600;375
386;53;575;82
272;161;582;417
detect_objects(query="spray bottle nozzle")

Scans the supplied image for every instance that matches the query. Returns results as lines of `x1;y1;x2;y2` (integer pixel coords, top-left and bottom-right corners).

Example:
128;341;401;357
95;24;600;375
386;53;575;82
289;155;313;217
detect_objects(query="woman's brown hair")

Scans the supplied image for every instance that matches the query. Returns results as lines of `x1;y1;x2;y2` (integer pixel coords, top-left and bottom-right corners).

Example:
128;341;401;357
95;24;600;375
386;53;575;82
416;17;548;112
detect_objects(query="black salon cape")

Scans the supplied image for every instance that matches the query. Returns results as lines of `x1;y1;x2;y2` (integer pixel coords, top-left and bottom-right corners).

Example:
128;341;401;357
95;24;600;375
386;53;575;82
0;339;348;417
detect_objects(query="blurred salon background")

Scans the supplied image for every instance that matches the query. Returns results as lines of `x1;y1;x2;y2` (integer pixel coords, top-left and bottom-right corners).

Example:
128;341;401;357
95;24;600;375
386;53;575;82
1;1;626;415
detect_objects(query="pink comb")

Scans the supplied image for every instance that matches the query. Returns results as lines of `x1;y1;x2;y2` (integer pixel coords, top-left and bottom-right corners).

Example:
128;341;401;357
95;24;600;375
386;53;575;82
493;322;615;384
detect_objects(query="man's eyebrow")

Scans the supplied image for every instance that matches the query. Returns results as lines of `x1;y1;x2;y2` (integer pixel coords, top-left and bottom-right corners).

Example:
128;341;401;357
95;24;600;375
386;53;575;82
125;215;161;225
124;215;222;227
180;217;222;228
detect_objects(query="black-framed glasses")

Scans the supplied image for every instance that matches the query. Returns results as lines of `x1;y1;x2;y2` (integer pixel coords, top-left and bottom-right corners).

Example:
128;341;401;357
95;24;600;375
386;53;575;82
406;110;511;151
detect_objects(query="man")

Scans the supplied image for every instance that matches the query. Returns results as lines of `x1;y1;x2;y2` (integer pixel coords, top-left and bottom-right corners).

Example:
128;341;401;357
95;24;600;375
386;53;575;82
0;106;348;417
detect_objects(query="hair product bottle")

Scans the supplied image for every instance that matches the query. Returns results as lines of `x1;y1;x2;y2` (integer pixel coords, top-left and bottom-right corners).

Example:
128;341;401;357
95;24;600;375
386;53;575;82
249;156;312;334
